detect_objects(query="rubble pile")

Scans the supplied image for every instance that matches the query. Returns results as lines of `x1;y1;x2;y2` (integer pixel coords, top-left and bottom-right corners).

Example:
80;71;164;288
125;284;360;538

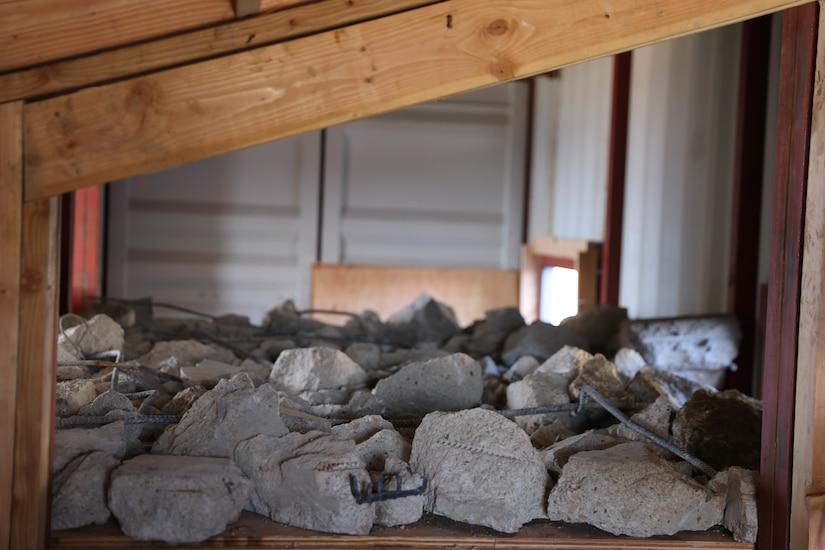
52;295;757;543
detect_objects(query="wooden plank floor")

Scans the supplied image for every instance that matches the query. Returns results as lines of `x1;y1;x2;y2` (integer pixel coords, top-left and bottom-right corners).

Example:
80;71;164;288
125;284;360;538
51;512;752;549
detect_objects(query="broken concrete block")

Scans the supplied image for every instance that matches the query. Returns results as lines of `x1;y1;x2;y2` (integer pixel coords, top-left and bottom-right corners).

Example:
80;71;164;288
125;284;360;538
78;390;136;417
613;347;648;382
529;420;577;449
560;305;627;356
625;367;668;404
56;379;98;417
235;431;375;535
608;393;673;440
137;339;235;376
330;416;406;465
54;420;142;473
387;293;462;346
179;358;269;389
159;385;207;416
269;347;368;394
56;365;92;381
620;315;741;388
501;322;587;366
540;431;623;474
547;441;724;537
671;389;762;472
410;408;547;533
152;373;287;457
345;342;382;371
464;307;525;357
58;313;125;360
708;467;759;543
252;338;296;363
372;457;425;527
108;454;252;543
370;353;483;417
81;302;136;328
568;354;628;402
52;451;119;531
502;355;540;383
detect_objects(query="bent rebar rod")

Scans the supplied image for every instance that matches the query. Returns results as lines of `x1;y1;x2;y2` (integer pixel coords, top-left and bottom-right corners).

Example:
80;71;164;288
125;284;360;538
349;474;428;504
575;385;717;478
56;413;181;428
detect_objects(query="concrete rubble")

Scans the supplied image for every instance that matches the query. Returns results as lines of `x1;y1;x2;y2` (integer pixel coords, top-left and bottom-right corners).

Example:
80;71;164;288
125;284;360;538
108;454;252;543
50;299;759;543
411;408;547;533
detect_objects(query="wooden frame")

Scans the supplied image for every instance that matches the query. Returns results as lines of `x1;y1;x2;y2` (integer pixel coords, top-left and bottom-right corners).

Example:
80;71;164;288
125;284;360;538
1;0;823;548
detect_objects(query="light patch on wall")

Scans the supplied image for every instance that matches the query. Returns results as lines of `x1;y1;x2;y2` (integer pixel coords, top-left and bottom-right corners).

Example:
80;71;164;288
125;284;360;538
539;266;578;326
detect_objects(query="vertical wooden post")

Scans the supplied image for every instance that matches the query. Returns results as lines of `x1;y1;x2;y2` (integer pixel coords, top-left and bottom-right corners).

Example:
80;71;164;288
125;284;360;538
600;52;632;306
10;195;59;547
793;2;825;547
760;3;819;549
726;15;773;395
0;101;23;550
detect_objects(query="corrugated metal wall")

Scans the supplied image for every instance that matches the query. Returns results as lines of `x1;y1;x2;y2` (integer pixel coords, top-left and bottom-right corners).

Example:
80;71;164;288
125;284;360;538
531;24;742;320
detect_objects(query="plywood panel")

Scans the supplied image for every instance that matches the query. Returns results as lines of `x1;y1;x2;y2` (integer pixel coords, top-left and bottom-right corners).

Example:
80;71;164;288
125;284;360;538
23;0;810;200
0;101;23;550
10;197;59;549
310;263;518;327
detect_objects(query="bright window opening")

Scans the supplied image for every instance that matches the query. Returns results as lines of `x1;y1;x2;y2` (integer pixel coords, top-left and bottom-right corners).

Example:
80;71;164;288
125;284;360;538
539;266;579;326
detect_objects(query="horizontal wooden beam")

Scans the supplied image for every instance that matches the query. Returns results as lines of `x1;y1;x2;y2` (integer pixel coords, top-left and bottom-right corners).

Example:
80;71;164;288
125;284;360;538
0;0;440;103
0;0;309;74
23;0;808;200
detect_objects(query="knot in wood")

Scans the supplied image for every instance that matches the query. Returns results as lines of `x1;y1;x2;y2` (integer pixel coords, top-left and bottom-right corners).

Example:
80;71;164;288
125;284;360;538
487;18;509;36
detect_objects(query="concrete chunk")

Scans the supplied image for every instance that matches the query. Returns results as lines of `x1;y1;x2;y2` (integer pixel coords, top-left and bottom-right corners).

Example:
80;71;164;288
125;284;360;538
387;293;462;346
235;432;374;535
372;457;425;527
180;358;269;389
52;451;119;530
370;353;483;416
411;408;547;533
269;347;368;393
58;313;125;360
708;467;759;543
54;420;142;473
108;454;252;543
501;322;587;366
547;441;724;537
56;379;98;417
152;373;287;457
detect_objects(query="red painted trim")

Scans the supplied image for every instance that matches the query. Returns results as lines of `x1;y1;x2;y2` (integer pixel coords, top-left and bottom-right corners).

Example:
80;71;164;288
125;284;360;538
759;4;818;549
69;186;101;313
726;15;773;394
600;52;631;306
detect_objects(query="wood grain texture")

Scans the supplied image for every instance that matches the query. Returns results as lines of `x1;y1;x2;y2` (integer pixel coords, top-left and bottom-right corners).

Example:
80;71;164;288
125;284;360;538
0;102;23;550
759;4;818;550
310;263;518;327
793;2;825;547
0;0;440;103
10;197;59;550
23;0;810;200
0;0;312;74
50;512;752;549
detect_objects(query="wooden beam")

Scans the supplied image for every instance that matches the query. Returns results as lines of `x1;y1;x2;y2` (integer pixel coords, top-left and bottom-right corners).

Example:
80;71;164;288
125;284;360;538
793;2;825;547
0;0;310;74
0;101;23;550
0;0;442;104
235;0;262;18
600;52;631;307
759;3;819;550
726;15;773;395
23;0;810;200
10;196;59;549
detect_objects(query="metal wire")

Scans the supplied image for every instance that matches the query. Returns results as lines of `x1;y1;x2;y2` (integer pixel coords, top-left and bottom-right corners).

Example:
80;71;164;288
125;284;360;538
350;474;428;504
58;313;88;357
575;385;717;478
56;413;181;428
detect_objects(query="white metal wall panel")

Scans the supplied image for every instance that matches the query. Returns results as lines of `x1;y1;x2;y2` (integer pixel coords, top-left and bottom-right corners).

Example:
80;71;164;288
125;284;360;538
550;56;614;242
619;25;741;318
107;134;321;323
322;82;529;270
